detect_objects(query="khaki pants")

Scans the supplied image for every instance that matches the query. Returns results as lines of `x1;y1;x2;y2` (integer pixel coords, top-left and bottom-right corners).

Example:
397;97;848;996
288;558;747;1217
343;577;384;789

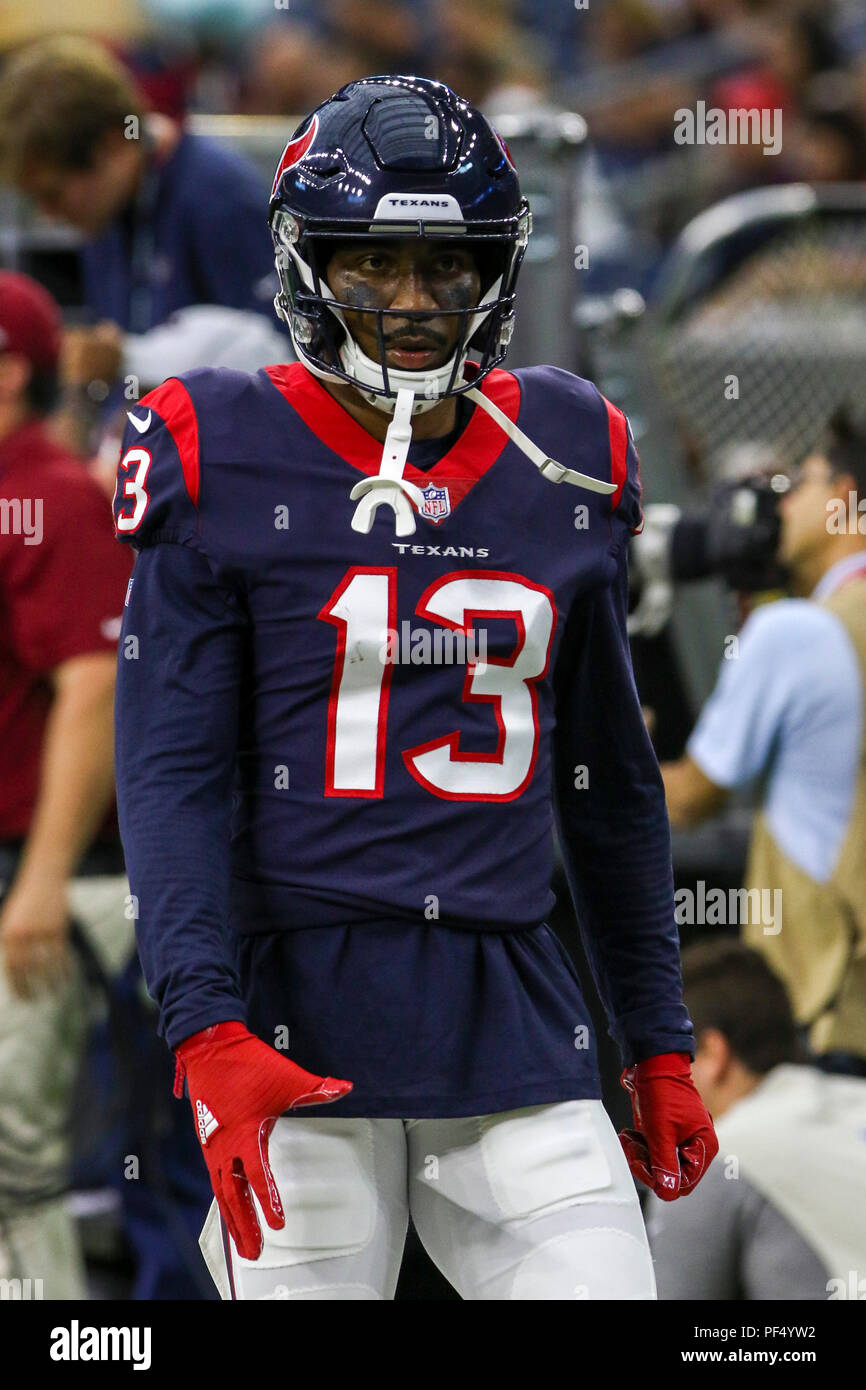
0;874;135;1300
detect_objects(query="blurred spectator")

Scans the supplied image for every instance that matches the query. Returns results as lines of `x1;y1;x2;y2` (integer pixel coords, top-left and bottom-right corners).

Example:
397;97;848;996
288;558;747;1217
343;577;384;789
515;0;584;78
241;24;361;116
0;272;134;1297
434;0;549;110
572;1;699;164
0;36;286;455
755;6;842;109
243;0;551;114
701;7;843;194
591;0;668;66
546;0;866;290
702;69;796;195
324;0;424;71
646;940;866;1299
791;103;866;182
661;411;866;1073
121;37;201;121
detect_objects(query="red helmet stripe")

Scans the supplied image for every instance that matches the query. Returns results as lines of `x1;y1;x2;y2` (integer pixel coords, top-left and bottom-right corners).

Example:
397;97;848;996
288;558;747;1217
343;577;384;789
271;114;319;197
494;129;516;171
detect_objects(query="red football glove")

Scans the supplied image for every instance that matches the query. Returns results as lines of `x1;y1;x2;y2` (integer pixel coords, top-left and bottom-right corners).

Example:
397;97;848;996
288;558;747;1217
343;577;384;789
618;1051;718;1201
173;1020;353;1259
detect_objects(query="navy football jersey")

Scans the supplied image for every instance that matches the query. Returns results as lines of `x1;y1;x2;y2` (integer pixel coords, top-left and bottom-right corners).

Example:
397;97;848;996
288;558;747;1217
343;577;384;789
113;361;693;1113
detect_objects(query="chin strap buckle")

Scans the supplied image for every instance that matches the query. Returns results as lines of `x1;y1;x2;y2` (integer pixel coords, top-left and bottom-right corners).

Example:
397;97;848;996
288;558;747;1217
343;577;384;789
538;458;568;484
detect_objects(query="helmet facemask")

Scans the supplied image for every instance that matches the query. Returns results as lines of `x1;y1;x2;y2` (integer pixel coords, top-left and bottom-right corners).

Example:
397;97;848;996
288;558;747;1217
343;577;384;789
271;208;530;414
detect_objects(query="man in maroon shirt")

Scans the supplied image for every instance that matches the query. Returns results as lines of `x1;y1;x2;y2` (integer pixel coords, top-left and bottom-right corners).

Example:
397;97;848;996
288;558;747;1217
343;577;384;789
0;271;132;1295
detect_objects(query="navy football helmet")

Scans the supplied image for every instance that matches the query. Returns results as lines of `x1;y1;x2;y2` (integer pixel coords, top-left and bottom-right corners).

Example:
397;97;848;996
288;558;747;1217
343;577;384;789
269;75;531;414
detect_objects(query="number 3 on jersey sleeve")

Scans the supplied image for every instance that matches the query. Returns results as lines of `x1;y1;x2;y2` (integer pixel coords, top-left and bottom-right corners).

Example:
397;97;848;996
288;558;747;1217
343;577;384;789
320;568;556;802
115;446;153;533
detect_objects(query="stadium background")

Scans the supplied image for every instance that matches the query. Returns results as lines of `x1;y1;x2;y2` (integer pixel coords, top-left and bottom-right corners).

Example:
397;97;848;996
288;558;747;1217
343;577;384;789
1;0;865;1300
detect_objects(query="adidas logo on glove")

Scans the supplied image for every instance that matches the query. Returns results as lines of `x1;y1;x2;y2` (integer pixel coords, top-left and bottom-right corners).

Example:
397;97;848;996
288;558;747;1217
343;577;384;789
196;1099;220;1145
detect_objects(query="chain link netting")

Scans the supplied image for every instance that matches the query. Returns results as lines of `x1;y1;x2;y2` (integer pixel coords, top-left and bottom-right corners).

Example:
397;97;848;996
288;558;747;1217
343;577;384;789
649;213;866;472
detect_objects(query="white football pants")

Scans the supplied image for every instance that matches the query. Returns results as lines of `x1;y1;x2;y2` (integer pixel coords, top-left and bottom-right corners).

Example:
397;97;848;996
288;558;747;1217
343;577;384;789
199;1099;656;1300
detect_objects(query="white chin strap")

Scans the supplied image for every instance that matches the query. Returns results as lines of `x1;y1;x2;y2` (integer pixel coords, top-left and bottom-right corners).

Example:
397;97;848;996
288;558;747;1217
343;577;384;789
349;389;426;536
349;381;617;538
463;388;618;495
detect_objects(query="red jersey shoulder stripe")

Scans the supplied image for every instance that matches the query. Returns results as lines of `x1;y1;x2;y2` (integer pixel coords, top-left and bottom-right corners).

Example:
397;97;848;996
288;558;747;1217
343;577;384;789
600;393;629;513
599;392;644;532
140;378;200;508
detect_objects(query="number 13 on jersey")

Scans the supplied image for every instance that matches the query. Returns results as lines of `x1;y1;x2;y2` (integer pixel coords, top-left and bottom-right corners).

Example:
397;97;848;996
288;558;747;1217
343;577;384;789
319;567;556;802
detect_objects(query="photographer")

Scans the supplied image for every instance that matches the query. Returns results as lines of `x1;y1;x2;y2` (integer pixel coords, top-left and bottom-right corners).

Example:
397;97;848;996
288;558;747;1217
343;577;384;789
660;413;866;1074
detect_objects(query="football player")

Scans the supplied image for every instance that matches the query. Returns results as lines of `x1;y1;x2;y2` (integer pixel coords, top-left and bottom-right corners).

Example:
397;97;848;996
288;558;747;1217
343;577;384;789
113;76;717;1300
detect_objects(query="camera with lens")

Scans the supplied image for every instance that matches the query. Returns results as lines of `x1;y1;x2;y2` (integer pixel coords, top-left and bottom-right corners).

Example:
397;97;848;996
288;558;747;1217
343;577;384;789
628;470;791;637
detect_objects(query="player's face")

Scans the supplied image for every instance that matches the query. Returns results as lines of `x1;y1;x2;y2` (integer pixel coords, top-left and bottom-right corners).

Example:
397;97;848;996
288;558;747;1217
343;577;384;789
325;239;482;373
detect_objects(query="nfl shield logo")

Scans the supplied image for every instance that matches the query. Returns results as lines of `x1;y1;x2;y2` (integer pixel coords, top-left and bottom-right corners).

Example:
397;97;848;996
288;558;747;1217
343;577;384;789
420;484;451;524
